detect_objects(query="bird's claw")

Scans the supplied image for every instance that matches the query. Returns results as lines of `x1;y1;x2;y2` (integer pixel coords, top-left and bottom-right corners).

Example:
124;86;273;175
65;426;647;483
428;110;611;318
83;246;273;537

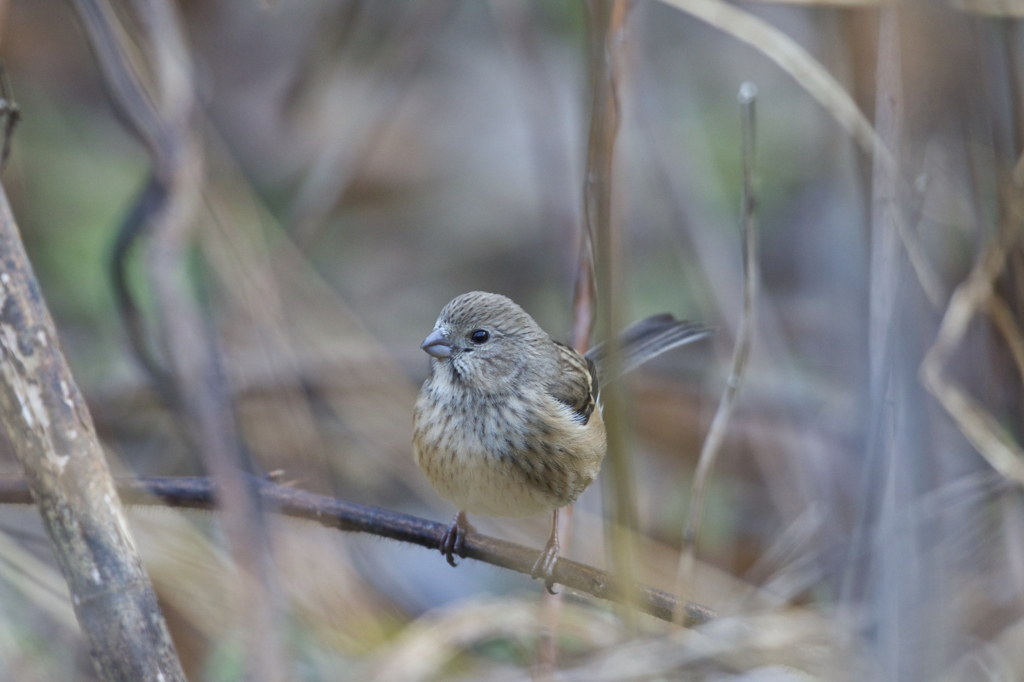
440;511;474;567
531;539;560;594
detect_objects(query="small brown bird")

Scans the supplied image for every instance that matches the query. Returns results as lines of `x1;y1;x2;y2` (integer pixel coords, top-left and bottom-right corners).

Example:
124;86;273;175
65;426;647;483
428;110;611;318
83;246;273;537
413;291;709;589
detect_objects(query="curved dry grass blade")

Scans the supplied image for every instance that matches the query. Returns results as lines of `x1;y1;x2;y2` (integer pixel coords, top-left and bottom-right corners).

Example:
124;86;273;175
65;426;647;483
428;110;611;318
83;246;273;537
662;0;947;314
987;294;1024;386
369;598;618;682
656;0;889;164
897;212;946;309
921;231;1024;486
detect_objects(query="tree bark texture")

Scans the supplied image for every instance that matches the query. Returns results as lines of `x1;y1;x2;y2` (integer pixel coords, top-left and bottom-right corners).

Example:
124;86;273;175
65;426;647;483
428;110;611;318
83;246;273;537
0;181;185;682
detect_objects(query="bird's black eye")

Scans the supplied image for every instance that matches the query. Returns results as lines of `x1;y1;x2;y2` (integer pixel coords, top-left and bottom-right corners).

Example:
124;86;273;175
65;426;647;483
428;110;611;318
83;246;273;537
470;329;490;344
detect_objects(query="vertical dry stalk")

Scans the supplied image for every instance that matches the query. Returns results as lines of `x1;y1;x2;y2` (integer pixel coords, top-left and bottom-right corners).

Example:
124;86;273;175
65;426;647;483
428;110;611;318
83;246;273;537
584;0;639;634
867;8;904;403
536;0;604;666
0;181;186;681
855;10;936;676
674;82;759;620
570;241;596;354
837;2;905;619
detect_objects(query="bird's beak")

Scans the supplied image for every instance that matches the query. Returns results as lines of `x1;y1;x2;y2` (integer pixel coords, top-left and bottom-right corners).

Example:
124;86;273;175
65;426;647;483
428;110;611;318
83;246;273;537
421;328;453;359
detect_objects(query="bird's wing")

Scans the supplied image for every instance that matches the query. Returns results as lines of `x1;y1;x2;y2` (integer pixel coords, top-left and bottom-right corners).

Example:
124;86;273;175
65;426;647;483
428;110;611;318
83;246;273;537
585;315;711;385
545;341;599;425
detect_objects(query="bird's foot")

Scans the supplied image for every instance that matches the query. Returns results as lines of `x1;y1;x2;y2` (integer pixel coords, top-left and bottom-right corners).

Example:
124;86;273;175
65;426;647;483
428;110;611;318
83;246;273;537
440;511;474;567
531;533;560;594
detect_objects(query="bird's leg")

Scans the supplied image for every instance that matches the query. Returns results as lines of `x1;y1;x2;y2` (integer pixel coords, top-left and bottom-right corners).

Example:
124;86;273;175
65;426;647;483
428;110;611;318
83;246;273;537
440;510;474;567
531;508;561;594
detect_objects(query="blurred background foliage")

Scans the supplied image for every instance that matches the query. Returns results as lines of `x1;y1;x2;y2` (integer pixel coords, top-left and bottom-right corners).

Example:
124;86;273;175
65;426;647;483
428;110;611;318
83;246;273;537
0;0;1023;680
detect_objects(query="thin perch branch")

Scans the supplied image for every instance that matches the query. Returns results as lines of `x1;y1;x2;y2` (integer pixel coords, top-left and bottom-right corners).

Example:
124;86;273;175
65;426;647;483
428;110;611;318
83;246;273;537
0;475;716;628
676;82;759;622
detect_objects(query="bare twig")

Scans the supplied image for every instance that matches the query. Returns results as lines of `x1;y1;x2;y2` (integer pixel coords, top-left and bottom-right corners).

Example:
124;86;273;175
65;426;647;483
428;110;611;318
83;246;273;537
675;83;759;620
72;0;174;392
536;503;572;675
0;181;186;681
73;0;177;390
570;247;597;354
0;475;716;627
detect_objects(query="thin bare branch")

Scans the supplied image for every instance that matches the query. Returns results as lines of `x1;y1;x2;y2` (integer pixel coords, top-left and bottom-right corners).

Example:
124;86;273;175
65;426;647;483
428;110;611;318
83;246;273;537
0;475;716;628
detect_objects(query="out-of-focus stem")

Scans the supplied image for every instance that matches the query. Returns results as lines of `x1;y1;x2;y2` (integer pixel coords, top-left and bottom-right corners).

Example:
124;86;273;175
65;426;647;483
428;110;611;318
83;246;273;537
675;82;759;622
72;0;288;678
585;0;638;635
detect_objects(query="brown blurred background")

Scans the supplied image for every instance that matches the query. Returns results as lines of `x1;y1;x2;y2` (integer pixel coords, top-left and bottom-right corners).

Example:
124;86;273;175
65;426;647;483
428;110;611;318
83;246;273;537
0;0;1022;680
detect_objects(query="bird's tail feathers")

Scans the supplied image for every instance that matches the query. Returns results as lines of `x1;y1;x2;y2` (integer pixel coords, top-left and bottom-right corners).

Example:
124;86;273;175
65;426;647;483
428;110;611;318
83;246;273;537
585;315;711;384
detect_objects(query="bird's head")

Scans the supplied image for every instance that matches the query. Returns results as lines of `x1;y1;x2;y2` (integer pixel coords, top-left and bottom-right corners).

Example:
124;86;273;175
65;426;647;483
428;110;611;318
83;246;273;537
421;291;551;392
